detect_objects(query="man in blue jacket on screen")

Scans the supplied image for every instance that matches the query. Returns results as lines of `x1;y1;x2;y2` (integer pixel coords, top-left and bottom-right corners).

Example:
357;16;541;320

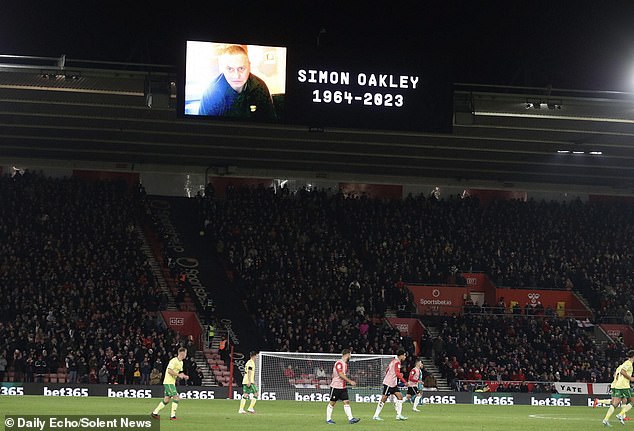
198;44;276;120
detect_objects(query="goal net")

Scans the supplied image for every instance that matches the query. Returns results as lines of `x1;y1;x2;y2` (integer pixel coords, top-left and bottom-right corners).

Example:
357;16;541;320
256;351;395;402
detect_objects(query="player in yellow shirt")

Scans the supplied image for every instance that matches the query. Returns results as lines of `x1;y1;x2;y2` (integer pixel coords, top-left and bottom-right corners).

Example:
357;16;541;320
151;347;189;420
603;350;634;427
239;351;259;414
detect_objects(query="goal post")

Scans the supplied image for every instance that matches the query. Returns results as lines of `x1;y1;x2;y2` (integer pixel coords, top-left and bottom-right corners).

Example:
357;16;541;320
256;351;395;402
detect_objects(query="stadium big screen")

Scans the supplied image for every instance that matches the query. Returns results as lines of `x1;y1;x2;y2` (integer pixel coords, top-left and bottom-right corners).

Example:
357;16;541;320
180;40;452;133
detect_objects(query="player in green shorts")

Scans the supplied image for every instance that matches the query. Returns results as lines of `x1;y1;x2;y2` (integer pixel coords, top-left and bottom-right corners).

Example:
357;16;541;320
243;382;258;396
603;350;634;427
239;351;259;414
151;347;189;420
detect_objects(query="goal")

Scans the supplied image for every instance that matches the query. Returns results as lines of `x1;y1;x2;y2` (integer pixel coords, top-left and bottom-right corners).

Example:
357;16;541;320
256;351;395;402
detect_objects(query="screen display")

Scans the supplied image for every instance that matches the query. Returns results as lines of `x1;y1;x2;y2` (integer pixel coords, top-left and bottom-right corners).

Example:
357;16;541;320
183;41;287;121
180;40;451;133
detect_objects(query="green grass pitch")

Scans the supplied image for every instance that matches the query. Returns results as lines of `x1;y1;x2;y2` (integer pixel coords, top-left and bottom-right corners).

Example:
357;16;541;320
0;396;611;431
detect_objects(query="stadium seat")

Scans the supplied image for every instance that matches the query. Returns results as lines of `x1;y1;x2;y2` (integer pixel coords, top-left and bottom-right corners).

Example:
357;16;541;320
7;372;14;382
49;374;57;383
58;374;66;383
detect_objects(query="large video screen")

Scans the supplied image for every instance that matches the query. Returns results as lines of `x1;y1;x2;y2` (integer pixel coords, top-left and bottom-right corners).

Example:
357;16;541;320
183;41;287;121
180;40;451;133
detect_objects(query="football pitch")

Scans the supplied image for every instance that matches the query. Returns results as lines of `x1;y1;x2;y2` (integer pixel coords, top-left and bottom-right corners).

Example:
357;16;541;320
0;396;611;431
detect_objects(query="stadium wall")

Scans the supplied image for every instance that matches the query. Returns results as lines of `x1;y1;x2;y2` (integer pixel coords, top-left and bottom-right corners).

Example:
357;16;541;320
0;383;608;407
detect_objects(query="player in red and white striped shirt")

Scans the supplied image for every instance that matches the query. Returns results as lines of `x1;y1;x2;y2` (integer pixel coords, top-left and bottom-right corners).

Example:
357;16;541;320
326;349;360;425
373;349;408;421
405;358;423;411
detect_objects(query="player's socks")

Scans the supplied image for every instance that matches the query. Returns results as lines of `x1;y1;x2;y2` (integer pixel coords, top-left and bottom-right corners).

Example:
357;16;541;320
239;397;247;412
248;398;257;411
605;405;616;421
343;404;353;420
326;404;334;421
395;399;403;416
152;400;168;415
170;400;179;418
619;403;632;416
374;401;384;418
414;395;422;409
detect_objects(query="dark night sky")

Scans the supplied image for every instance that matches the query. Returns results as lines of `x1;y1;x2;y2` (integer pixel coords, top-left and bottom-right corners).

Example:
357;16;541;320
2;1;634;91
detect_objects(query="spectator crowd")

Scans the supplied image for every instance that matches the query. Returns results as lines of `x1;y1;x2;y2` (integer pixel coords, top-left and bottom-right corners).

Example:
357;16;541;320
0;172;200;385
198;183;634;386
3;172;634;389
422;314;621;390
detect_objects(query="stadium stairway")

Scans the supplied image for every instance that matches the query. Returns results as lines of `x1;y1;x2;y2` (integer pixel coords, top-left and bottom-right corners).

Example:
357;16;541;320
137;223;177;311
419;326;452;391
193;351;217;386
158;196;264;358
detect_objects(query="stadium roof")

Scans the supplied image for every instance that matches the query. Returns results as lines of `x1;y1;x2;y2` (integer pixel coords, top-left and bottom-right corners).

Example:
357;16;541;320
1;56;634;192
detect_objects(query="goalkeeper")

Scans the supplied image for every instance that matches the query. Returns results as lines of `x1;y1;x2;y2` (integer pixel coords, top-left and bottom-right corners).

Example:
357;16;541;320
405;358;424;412
239;351;259;414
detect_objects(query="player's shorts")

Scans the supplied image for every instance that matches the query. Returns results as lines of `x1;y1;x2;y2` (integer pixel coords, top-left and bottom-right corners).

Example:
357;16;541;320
407;386;420;397
329;387;349;402
243;384;258;395
382;385;399;396
612;388;632;399
163;384;178;397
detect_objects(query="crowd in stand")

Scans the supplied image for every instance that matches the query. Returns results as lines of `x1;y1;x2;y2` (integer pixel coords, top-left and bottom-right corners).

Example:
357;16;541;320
336;193;634;322
421;314;622;391
0;172;200;385
4;171;634;390
202;185;634;321
198;185;415;358
198;183;634;387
